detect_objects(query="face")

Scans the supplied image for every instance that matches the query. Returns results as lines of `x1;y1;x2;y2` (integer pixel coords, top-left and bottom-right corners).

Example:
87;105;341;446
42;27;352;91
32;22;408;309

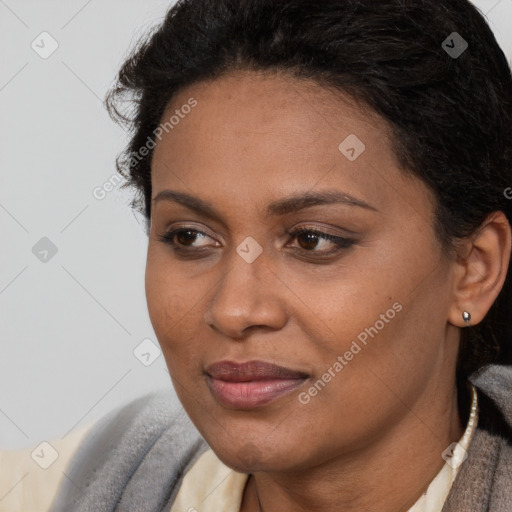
146;71;459;473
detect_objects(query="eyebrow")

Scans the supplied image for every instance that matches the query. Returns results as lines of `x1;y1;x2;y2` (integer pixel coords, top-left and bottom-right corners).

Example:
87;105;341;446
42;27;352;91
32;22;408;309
152;189;377;221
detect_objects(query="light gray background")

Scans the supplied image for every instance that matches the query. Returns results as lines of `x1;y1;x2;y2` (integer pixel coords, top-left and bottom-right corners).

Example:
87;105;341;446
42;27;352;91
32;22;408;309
1;0;511;450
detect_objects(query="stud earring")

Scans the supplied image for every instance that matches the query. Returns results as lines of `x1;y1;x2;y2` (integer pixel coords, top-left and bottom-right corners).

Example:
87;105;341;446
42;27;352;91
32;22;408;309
462;311;471;325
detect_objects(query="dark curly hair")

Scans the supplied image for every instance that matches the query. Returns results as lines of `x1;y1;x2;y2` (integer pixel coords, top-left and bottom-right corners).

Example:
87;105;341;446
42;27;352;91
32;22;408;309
105;0;512;392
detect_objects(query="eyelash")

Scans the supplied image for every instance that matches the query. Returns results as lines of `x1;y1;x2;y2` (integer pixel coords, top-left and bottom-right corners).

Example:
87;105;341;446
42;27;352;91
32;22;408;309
157;227;355;257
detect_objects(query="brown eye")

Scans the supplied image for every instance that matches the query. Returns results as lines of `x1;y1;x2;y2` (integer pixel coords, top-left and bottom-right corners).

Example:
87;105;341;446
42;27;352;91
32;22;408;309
296;232;321;250
288;228;354;255
175;229;200;246
157;228;215;248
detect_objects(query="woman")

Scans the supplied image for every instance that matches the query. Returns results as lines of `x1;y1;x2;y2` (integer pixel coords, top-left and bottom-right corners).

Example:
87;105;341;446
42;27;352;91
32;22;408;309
50;0;512;510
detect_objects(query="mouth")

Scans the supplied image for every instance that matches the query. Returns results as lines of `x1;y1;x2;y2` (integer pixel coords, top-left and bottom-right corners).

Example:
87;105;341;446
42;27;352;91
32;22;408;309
205;360;310;409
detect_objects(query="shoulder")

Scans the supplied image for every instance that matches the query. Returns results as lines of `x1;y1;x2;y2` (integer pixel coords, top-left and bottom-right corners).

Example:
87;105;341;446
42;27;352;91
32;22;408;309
471;363;512;432
472;363;512;397
50;390;209;512
0;423;92;512
443;364;512;511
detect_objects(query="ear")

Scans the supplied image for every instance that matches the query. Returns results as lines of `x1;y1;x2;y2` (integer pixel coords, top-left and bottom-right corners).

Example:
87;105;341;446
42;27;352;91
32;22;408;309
449;211;511;327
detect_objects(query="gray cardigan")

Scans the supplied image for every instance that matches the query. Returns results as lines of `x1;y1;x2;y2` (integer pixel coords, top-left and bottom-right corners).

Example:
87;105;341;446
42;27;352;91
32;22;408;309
50;364;512;512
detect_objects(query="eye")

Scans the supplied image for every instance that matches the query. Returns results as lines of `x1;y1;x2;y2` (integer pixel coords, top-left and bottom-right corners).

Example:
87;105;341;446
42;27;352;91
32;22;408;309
286;228;354;255
157;228;218;249
157;226;354;257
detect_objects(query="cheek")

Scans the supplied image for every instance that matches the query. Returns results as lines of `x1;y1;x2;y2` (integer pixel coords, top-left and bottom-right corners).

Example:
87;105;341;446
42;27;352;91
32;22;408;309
305;271;451;426
290;239;450;400
145;249;194;361
277;247;402;362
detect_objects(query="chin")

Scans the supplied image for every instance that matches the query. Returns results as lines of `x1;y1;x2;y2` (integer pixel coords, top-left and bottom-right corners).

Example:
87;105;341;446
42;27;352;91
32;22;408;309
208;434;311;474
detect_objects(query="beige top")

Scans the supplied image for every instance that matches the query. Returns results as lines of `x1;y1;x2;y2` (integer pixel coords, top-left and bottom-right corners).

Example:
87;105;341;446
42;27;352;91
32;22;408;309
170;386;479;512
0;424;93;512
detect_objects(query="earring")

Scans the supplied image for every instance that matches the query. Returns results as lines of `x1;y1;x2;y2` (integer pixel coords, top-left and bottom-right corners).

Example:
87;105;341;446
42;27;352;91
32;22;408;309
462;311;471;326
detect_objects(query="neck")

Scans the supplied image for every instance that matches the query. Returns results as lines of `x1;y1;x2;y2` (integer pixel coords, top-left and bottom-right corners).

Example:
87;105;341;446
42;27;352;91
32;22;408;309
241;379;465;512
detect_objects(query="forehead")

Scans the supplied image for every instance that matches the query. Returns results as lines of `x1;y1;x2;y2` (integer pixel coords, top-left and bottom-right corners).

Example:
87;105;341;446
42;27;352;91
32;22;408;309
150;70;432;223
157;70;389;153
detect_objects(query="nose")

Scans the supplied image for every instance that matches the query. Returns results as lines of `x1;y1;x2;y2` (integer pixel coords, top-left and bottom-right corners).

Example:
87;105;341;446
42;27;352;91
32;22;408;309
203;248;288;339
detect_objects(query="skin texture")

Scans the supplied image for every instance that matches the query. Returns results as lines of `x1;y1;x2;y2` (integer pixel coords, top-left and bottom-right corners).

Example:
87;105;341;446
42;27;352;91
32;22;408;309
145;70;511;512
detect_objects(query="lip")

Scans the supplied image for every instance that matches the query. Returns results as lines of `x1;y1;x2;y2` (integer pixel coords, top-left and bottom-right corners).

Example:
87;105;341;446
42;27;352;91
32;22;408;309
205;360;309;409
